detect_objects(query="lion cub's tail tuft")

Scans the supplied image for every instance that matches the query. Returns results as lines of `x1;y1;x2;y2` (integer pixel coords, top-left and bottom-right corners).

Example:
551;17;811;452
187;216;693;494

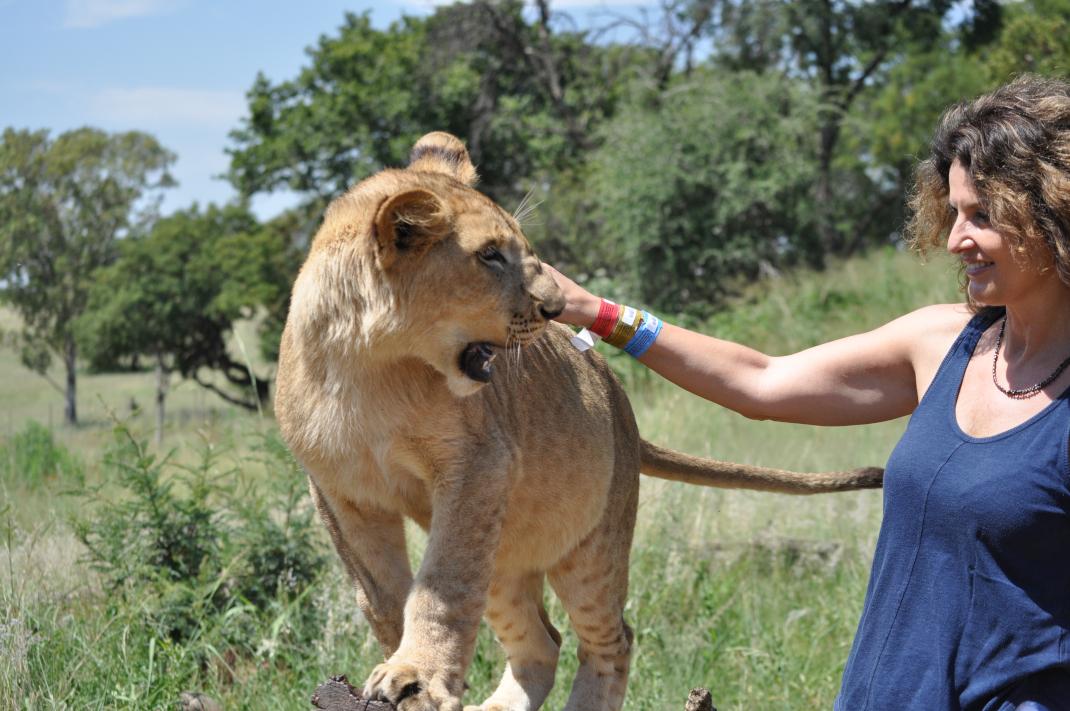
639;439;883;494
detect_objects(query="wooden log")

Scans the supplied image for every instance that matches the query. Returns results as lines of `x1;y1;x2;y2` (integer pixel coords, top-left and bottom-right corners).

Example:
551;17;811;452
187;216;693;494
311;676;394;711
310;676;717;710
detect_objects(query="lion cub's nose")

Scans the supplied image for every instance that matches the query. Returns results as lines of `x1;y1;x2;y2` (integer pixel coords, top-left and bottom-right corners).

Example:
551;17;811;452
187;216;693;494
539;304;564;320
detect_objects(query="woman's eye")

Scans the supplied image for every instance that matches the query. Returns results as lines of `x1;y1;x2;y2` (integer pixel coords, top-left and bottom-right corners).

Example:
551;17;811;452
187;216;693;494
975;211;990;225
478;246;506;265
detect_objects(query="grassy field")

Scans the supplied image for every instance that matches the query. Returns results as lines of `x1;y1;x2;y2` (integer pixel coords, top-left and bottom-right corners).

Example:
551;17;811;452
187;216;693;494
0;246;961;710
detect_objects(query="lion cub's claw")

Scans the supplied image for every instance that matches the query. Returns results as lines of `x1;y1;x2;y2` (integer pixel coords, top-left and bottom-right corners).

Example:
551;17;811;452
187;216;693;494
364;659;463;711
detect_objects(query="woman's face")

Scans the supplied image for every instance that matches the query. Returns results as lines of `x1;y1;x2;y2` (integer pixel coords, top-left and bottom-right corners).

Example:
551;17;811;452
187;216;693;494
945;159;1044;307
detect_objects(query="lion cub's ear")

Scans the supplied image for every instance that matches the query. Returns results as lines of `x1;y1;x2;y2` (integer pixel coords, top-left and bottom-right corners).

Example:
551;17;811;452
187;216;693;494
374;189;451;269
408;132;479;187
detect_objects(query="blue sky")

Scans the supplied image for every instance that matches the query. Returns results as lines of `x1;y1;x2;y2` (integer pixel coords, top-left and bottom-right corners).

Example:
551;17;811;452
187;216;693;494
2;0;653;219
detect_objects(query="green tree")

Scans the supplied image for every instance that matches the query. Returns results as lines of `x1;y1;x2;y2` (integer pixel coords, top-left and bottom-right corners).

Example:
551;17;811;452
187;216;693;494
78;204;292;440
586;71;821;313
0;127;174;425
982;0;1070;81
707;0;1000;257
226;5;627;213
849;44;990;241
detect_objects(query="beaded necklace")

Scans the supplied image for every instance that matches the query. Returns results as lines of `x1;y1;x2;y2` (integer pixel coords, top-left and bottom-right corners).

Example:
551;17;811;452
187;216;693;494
991;317;1070;399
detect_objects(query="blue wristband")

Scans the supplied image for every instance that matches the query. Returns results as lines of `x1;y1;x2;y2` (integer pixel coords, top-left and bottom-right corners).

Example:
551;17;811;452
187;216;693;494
624;311;663;357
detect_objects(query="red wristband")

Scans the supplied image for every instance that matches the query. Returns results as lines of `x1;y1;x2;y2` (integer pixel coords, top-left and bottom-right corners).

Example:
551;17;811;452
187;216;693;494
590;299;620;338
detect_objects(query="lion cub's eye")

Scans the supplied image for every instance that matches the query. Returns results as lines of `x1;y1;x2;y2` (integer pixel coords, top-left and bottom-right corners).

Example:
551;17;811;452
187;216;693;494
477;245;507;267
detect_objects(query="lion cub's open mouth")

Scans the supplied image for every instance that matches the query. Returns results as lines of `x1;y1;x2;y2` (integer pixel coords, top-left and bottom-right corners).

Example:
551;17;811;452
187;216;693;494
460;342;498;382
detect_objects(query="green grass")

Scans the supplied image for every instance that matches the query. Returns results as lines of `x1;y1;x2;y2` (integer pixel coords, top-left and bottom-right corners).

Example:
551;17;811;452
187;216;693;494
0;308;270;456
0;246;962;710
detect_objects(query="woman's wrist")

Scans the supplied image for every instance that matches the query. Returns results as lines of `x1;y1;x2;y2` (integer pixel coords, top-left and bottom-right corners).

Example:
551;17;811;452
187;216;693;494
577;292;605;329
559;289;603;329
588;298;663;358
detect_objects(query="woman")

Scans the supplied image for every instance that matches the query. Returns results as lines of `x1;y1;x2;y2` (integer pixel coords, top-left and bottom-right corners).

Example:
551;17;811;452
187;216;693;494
546;75;1070;710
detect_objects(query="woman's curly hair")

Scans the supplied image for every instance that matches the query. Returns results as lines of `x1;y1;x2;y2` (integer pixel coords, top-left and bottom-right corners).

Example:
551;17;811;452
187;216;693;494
908;74;1070;288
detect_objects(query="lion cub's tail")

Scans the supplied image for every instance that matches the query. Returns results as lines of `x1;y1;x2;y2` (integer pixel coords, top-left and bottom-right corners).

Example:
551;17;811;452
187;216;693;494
639;439;883;494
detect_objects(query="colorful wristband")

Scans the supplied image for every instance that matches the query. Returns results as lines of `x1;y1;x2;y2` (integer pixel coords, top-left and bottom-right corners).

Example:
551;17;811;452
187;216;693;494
590;299;620;339
623;311;662;357
605;305;643;348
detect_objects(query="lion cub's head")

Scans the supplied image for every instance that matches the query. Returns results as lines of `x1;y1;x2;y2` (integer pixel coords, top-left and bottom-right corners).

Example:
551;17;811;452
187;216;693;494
291;132;565;397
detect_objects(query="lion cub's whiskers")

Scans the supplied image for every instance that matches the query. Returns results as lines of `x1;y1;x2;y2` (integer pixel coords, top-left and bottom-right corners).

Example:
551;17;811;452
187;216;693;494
508;335;523;383
512;189;544;227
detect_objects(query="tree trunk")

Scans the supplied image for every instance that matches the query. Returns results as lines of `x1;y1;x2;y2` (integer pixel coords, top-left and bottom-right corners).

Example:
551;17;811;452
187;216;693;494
155;352;170;447
815;129;837;260
63;338;77;425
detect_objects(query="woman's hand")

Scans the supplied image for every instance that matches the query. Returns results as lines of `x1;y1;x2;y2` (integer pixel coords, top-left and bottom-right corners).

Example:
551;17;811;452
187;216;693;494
541;263;602;328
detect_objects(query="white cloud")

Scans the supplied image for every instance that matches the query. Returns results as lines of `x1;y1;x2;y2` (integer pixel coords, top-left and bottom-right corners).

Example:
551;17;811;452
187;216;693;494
63;0;179;29
88;87;246;128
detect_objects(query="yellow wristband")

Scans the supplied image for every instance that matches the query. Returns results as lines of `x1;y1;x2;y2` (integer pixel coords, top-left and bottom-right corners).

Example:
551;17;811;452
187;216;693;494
605;306;643;348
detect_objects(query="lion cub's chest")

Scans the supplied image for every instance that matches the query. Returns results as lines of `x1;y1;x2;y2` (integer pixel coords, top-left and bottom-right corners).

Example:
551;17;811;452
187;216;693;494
343;405;472;525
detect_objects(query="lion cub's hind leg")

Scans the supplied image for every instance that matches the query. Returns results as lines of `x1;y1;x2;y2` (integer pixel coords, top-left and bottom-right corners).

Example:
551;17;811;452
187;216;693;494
469;572;561;711
547;486;638;711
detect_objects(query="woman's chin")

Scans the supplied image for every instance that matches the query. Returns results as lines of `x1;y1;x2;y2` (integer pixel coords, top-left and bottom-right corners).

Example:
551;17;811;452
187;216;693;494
967;282;998;306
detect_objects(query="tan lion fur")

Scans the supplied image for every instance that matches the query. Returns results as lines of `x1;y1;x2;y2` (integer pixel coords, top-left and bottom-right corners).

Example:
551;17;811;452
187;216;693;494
275;132;882;711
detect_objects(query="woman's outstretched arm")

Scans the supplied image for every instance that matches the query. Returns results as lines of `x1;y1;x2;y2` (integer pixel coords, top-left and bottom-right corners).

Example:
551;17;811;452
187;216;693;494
544;264;967;426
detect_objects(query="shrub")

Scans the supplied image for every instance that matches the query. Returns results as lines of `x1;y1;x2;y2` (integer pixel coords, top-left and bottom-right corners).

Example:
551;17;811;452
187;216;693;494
72;424;326;655
0;420;84;487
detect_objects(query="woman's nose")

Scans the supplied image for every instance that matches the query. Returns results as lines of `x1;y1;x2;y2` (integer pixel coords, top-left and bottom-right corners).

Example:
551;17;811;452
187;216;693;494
946;223;974;254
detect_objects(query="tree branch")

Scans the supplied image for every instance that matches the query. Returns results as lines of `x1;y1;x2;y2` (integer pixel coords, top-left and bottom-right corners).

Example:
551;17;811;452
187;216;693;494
191;372;259;411
472;0;591;150
36;368;65;397
592;0;713;89
844;0;914;108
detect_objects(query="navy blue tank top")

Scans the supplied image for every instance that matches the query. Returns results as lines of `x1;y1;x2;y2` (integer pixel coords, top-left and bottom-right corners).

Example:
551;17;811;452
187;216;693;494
836;309;1070;710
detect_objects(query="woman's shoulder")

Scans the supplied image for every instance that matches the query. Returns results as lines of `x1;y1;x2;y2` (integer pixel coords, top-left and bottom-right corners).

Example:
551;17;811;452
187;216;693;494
882;303;976;376
896;302;975;332
873;303;974;344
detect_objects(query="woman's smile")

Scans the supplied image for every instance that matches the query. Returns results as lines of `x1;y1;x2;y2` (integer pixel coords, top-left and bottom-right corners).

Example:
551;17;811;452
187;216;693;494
963;260;994;277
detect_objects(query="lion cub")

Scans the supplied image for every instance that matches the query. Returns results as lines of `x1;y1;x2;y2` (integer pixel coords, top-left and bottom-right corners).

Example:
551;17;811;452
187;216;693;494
275;132;881;711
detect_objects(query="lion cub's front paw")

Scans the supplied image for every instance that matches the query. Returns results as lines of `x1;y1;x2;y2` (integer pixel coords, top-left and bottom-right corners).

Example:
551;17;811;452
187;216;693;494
363;658;463;711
